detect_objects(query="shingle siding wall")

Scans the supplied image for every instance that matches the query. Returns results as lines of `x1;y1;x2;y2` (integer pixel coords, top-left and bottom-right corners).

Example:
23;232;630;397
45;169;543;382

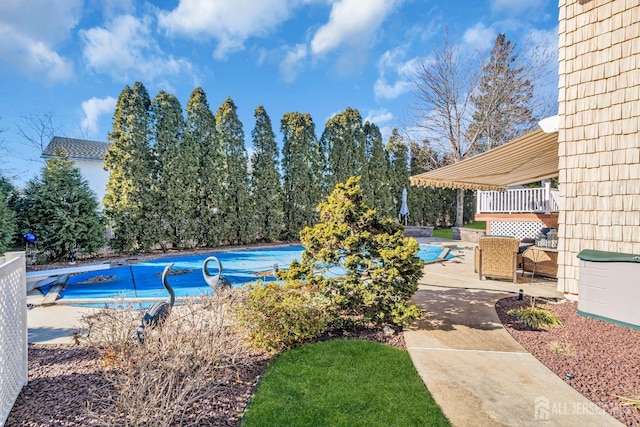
558;0;640;295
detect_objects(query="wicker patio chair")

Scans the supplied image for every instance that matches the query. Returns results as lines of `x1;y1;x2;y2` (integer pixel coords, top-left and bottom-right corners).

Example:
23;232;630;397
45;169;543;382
522;247;558;280
476;236;520;283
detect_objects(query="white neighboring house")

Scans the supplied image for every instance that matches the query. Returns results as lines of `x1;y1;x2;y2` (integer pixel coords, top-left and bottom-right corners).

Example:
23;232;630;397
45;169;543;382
41;136;109;207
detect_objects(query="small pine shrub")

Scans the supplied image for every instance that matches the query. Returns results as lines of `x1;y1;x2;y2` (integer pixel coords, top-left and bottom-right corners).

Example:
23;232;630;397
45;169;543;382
508;298;562;329
292;176;424;328
235;281;329;352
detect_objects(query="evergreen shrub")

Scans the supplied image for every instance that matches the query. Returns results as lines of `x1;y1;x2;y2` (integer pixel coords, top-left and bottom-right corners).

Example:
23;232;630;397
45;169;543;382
235;280;329;352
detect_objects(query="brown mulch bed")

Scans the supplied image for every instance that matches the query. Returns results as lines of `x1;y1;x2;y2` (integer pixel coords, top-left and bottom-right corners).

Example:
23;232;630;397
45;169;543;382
496;297;640;426
6;331;405;426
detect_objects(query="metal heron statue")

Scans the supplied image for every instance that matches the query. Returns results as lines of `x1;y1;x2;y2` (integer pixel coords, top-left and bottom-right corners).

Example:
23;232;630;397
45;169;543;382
136;263;176;344
202;256;232;295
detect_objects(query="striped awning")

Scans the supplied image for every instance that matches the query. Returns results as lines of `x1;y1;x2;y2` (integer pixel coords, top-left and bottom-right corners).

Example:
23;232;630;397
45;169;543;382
410;129;559;191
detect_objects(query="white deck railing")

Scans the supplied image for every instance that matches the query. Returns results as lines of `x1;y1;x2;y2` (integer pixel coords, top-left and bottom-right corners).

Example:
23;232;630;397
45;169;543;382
0;252;27;426
477;188;559;214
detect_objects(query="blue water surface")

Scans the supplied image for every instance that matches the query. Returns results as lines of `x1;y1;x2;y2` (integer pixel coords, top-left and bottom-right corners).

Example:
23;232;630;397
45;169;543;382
60;244;451;302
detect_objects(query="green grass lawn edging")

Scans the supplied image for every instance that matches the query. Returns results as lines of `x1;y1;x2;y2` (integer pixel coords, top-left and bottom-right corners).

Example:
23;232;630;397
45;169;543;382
242;339;450;426
464;221;486;230
433;221;486;240
432;228;453;239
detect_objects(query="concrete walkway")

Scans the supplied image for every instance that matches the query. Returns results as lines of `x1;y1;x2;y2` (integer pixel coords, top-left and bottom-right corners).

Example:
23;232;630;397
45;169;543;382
405;241;622;426
27;290;98;344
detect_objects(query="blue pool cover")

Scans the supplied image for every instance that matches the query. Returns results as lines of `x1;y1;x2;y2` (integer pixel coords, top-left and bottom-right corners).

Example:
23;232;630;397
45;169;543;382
60;244;452;302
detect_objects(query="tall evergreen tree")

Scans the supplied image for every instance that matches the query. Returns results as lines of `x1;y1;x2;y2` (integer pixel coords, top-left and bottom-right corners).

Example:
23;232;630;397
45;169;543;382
104;82;153;253
281;112;323;239
0;197;14;254
250;105;284;242
320;107;365;195
175;111;201;248
407;141;456;227
386;129;410;221
22;156;104;262
362;121;394;217
0;175;17;253
470;33;536;151
149;91;193;249
185;87;224;247
216;97;254;245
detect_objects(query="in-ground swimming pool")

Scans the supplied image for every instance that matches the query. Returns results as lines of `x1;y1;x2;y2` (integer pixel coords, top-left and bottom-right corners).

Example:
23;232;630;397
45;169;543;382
54;244;453;304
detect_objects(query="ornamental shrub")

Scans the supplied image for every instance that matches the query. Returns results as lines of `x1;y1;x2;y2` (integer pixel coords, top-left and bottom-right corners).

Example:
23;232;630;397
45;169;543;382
279;176;424;328
235;280;329;352
508;298;562;329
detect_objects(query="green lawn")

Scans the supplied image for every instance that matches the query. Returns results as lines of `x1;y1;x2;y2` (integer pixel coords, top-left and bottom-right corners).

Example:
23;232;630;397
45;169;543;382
432;221;486;239
464;221;487;230
432;228;453;239
242;339;450;427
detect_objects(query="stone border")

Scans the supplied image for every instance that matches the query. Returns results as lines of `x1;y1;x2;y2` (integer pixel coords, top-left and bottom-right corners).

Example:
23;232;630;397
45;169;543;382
452;227;485;243
404;226;434;237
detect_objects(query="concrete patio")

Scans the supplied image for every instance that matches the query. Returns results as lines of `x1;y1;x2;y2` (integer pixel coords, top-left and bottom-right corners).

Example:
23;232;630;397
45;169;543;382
405;240;622;426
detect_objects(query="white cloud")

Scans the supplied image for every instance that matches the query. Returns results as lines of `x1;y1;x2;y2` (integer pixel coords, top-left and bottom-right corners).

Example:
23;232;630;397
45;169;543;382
99;0;135;18
157;0;294;59
463;22;496;52
373;47;415;100
0;0;80;82
525;27;558;50
406;7;442;43
279;44;308;83
80;15;191;82
0;0;81;42
81;96;117;136
310;0;400;56
379;125;393;143
374;79;412;100
364;109;393;125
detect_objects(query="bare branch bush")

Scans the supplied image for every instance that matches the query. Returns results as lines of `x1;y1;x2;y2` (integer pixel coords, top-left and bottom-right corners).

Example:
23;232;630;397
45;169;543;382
79;298;141;365
79;291;257;426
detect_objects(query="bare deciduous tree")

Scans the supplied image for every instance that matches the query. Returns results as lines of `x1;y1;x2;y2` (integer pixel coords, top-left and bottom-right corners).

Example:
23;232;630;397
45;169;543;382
411;33;482;227
410;31;556;227
17;112;61;160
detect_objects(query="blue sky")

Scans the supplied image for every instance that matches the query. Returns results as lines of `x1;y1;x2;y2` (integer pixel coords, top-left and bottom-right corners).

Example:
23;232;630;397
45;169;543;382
0;0;559;186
